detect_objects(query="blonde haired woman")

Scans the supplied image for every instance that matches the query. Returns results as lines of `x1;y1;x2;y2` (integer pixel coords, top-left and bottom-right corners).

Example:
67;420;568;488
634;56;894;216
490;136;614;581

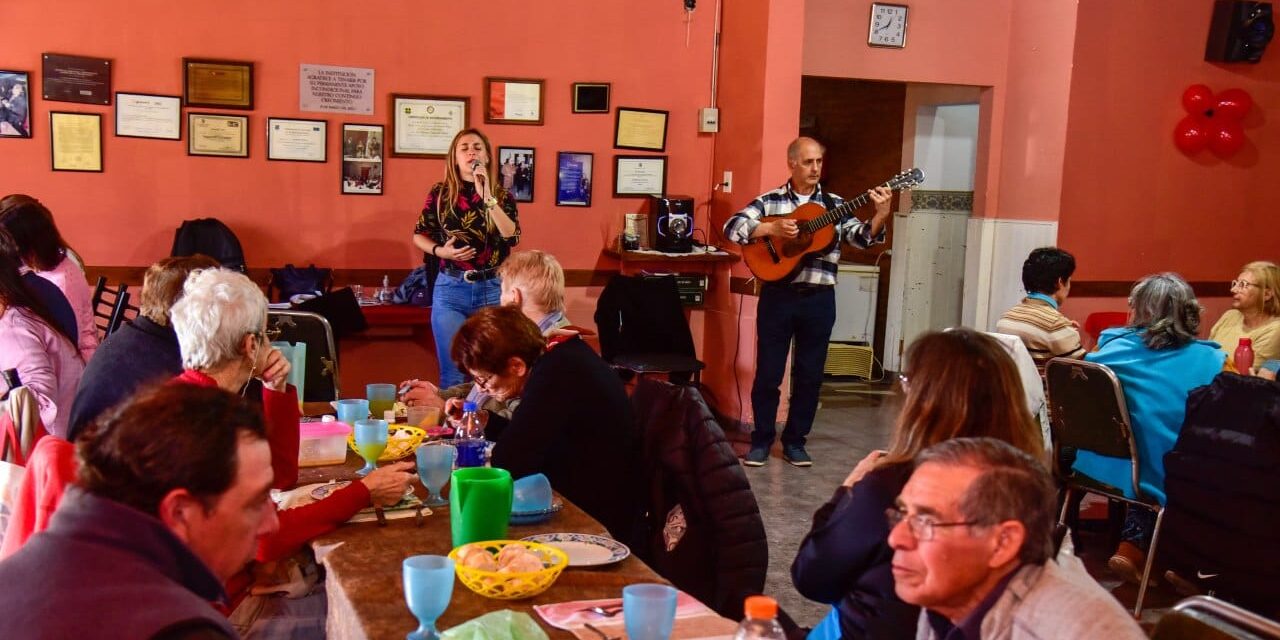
1210;260;1280;372
411;128;521;388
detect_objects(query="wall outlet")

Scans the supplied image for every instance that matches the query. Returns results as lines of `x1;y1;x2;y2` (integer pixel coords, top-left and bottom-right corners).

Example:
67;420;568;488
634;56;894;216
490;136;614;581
722;170;733;194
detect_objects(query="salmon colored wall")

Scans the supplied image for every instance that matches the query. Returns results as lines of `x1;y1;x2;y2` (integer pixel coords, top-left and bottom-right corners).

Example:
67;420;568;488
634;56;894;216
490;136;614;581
1059;0;1280;282
0;0;718;274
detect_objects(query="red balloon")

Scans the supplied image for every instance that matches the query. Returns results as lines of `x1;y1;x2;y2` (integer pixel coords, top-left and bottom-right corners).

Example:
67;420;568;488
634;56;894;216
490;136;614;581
1182;84;1215;115
1173;116;1210;154
1215;88;1253;121
1209;121;1246;157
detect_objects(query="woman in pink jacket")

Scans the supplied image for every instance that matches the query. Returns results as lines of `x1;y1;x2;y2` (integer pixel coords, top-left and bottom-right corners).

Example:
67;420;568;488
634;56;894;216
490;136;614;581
0;227;84;439
0;195;98;361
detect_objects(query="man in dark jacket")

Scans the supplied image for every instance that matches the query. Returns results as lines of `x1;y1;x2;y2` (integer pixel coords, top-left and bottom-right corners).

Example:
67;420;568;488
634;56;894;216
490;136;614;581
68;255;217;440
0;384;279;639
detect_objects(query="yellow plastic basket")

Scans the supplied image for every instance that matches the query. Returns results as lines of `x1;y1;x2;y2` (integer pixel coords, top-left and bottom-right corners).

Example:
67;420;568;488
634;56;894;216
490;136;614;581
448;540;569;600
346;425;426;462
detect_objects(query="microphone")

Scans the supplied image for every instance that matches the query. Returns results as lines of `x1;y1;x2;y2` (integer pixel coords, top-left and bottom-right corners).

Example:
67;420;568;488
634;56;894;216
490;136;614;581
470;159;483;172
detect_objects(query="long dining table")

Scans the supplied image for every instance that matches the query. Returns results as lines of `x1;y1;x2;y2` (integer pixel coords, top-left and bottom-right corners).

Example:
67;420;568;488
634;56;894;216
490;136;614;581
295;446;737;640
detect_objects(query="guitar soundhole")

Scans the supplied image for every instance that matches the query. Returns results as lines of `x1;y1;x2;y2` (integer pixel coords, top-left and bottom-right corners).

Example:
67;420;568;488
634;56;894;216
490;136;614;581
780;232;813;258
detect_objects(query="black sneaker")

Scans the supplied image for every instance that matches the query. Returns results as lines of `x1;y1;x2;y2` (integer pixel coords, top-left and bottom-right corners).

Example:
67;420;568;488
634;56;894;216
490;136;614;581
742;447;769;467
783;446;813;467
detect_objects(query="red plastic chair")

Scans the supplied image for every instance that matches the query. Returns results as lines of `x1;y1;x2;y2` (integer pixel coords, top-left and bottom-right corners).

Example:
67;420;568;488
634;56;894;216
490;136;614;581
1083;312;1129;342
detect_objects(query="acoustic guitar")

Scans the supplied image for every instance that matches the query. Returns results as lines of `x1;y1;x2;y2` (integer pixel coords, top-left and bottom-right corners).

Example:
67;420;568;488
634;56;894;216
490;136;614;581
742;168;924;282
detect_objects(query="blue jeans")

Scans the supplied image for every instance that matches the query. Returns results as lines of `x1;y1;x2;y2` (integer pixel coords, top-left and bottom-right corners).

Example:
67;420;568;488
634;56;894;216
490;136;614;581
431;271;502;388
751;284;836;450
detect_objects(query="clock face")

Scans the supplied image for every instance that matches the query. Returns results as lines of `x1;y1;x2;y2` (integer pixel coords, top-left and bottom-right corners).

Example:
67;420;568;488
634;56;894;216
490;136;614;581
868;3;908;48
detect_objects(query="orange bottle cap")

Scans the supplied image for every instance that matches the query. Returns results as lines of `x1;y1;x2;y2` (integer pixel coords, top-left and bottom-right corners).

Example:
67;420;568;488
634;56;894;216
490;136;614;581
744;595;777;619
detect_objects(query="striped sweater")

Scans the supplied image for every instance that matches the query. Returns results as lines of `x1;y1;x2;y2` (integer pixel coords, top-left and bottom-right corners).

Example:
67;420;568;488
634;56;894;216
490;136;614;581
995;298;1086;369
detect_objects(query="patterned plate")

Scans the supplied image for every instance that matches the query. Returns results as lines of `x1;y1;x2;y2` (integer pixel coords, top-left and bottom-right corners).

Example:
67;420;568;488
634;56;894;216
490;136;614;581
520;533;630;567
509;498;564;526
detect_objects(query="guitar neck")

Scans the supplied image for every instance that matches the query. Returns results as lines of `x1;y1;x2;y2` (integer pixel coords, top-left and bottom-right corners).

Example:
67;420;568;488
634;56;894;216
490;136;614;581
801;181;892;233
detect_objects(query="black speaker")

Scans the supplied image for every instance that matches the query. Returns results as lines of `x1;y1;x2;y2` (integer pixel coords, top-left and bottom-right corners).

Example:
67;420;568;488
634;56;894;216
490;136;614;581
648;195;694;253
1205;1;1274;63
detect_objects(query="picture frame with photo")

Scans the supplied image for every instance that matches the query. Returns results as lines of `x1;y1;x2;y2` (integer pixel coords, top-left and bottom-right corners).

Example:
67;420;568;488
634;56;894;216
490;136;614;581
556;151;593;207
571;83;610;114
341;123;384;195
497;146;535;203
0;70;32;138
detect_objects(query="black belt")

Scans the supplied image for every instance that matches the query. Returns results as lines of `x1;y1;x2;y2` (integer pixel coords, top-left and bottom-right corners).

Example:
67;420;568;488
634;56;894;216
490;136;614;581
764;281;832;296
441;264;499;283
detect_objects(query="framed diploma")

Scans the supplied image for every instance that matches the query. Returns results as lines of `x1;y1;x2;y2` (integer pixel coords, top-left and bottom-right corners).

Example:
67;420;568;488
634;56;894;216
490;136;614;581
497;146;535;203
390;94;469;158
183;58;254;110
0;71;32;138
187;113;249;158
267;117;327;162
49;112;102;172
341;123;384;195
614;155;667;197
115;92;181;140
614;107;669;152
484;77;544;125
42;53;112;105
572;83;610;114
556;151;593;207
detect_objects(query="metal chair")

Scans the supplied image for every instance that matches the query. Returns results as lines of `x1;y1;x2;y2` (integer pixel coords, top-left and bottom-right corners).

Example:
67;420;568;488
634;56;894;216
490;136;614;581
89;276;134;339
267;310;339;402
593;274;704;386
1046;356;1165;617
1152;596;1280;640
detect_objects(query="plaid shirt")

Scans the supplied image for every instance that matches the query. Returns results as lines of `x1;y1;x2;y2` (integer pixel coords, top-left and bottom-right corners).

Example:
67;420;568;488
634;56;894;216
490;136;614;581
723;180;885;286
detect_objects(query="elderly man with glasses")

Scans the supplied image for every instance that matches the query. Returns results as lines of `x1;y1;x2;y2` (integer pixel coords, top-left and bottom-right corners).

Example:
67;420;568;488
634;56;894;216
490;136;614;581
888;438;1144;640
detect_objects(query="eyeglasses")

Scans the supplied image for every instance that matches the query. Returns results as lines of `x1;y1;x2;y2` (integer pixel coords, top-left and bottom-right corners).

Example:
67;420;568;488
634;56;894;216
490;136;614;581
885;507;980;541
471;372;495;389
1231;280;1261;291
253;327;282;343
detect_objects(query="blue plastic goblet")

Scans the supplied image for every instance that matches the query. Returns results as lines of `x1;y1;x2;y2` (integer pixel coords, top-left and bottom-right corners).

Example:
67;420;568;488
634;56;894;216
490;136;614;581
336;399;370;425
624;583;678;640
403;555;454;640
353;419;388;477
416;443;457;507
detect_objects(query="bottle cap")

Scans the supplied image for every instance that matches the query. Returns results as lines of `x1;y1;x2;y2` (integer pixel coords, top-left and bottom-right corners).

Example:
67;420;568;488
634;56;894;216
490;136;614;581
321;414;336;423
743;595;777;619
463;401;478;412
1240;337;1253;346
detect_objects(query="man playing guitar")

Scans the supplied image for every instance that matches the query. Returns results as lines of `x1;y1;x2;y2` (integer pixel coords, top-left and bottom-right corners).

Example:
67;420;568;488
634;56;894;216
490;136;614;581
724;136;892;467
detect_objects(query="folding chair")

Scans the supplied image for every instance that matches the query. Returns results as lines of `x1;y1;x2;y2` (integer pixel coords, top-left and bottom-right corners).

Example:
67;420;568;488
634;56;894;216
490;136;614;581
1046;356;1165;617
1152;596;1280;640
267;310;339;402
90;276;134;338
594;274;704;385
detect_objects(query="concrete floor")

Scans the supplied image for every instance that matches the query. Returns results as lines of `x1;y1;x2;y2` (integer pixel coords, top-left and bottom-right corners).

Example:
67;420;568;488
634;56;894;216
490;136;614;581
739;379;1179;632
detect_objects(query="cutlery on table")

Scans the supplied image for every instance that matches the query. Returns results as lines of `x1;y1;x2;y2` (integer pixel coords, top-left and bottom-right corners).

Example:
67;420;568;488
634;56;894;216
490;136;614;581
583;622;619;640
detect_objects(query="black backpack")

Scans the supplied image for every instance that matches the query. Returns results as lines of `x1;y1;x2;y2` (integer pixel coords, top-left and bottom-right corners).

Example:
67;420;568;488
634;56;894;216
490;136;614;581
171;218;247;273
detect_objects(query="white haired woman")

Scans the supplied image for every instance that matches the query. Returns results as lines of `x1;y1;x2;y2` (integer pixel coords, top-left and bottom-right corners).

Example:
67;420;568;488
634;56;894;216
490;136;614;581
169;269;413;622
1071;273;1225;583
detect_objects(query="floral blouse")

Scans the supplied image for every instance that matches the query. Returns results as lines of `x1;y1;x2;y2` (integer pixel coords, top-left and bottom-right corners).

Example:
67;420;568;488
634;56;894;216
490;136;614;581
415;181;520;271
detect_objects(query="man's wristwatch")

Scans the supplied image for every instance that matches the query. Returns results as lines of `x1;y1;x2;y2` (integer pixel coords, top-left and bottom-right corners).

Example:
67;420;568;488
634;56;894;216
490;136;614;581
484;196;499;209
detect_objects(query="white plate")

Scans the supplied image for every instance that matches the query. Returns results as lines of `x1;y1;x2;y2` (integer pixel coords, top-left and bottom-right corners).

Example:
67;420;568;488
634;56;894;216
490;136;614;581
521;533;630;567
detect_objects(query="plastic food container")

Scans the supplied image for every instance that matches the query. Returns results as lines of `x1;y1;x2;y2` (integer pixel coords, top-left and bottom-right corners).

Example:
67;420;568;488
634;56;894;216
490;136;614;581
299;420;352;467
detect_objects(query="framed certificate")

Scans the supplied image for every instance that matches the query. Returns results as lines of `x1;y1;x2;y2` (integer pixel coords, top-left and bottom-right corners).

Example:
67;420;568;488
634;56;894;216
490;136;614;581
0;71;32;138
614;107;668;152
572;83;610;114
115;92;181;140
556;151;593;207
42;53;111;105
391;94;468;158
614;155;667;197
188;113;249;158
267;117;327;162
341;123;384;195
183;58;254;110
484;77;544;125
497;146;535;203
49;112;102;172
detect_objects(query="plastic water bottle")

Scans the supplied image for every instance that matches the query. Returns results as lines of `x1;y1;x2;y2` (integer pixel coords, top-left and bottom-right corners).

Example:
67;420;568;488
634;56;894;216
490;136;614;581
733;596;784;640
1235;337;1255;374
378;274;394;304
453;401;488;467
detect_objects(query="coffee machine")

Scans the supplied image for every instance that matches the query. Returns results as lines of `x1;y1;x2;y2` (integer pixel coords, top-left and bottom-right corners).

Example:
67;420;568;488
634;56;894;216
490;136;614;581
648;195;695;253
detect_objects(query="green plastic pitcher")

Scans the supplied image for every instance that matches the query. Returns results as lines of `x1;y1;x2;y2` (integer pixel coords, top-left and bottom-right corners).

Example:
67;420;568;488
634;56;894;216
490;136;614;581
449;467;513;547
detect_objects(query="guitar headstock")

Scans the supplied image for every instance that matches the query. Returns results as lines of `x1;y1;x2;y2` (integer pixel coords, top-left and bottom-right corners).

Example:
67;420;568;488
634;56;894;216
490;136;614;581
887;168;925;191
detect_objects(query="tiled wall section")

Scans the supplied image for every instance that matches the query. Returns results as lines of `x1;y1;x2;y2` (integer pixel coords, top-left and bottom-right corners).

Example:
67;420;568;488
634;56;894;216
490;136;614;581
963;217;1059;331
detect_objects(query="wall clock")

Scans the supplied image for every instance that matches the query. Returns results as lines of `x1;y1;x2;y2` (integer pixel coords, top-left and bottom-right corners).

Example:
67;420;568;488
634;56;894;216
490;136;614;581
868;3;908;48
